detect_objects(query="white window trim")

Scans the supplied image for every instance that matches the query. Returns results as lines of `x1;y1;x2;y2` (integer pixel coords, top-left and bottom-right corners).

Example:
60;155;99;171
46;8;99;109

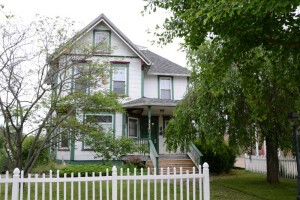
160;77;172;100
127;117;139;138
112;66;127;94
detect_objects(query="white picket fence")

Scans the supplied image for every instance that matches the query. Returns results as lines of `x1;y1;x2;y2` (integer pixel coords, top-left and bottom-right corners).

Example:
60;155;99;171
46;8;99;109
0;163;210;200
244;154;297;179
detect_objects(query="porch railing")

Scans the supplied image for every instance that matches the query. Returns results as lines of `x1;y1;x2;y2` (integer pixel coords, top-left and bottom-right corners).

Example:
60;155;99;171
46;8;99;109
187;143;203;170
132;138;149;154
149;139;159;175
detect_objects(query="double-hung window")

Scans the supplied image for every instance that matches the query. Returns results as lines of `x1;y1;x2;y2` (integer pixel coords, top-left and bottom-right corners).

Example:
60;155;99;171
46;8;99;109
113;67;126;94
85;114;113;133
84;114;113;149
94;30;110;53
59;129;69;149
74;66;89;94
160;77;172;99
128;118;139;138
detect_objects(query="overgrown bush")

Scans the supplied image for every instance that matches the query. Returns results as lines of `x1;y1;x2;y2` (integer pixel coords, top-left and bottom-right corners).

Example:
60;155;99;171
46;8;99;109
31;162;65;174
123;156;146;169
22;136;49;165
194;140;237;174
59;164;112;177
0;149;8;173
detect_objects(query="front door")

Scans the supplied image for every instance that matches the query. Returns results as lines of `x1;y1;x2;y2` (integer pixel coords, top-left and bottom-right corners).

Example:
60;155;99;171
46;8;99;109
141;117;159;151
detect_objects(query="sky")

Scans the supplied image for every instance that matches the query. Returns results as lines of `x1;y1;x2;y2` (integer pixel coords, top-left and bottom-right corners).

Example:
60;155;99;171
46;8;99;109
1;0;187;67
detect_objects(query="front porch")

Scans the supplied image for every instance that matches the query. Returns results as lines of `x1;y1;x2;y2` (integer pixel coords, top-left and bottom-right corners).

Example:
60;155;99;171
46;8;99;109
123;97;183;155
123;98;203;174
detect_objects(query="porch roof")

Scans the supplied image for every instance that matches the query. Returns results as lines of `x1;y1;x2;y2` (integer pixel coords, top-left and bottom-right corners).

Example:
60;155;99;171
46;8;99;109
123;97;180;108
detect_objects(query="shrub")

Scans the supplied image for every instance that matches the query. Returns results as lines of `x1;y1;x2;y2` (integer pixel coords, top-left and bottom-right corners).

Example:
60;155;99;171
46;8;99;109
59;164;112;177
123;156;146;169
31;162;65;174
0;149;8;173
194;140;237;174
22;136;49;165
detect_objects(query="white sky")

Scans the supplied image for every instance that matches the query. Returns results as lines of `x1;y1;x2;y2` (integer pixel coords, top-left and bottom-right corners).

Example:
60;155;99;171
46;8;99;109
1;0;187;67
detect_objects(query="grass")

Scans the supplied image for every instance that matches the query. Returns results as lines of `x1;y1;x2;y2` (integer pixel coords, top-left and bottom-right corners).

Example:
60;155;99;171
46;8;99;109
210;169;297;200
0;169;297;199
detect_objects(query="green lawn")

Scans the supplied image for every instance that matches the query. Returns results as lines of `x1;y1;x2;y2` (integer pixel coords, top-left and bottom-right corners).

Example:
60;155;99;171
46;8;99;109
210;169;297;200
0;169;297;199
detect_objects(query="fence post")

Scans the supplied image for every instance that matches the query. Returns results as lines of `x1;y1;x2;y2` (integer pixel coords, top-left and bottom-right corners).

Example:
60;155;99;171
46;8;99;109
112;166;117;200
203;163;210;200
12;168;20;200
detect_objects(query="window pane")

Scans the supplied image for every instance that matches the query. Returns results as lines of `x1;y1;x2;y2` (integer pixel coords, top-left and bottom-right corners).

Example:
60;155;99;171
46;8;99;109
161;89;171;99
61;130;68;148
129;119;138;137
86;115;112;123
95;32;109;51
113;68;125;81
74;67;89;93
113;81;125;94
101;124;113;133
160;78;171;89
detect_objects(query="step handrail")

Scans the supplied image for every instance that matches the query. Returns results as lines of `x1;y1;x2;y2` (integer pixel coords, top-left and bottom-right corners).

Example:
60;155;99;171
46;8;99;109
187;142;203;170
149;139;159;175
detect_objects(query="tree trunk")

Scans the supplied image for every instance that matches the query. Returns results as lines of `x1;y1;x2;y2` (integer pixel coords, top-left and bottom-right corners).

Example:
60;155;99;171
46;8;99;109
266;135;279;184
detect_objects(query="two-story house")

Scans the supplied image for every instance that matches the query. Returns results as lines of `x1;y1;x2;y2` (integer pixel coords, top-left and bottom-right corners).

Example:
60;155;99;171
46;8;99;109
55;14;195;166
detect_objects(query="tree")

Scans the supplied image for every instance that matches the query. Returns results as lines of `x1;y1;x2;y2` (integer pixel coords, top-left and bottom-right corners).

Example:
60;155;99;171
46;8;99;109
145;1;300;183
0;11;124;176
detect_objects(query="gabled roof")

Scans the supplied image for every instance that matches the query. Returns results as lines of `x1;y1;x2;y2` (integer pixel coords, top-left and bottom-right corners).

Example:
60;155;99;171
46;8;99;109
57;13;152;65
55;13;190;77
141;49;191;77
123;97;180;107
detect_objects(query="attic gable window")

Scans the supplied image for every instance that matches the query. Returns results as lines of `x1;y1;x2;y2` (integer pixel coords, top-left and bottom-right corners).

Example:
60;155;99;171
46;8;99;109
93;30;111;53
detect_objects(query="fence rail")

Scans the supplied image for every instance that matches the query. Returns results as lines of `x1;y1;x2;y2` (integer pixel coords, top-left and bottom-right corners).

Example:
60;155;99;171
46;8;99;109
244;154;297;179
1;164;210;200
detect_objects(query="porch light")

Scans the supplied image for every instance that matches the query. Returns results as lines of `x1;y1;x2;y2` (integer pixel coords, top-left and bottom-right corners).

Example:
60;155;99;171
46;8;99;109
288;111;300;200
160;109;165;113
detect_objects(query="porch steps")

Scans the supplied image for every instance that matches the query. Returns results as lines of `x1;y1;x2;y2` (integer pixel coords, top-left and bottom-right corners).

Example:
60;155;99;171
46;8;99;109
146;155;199;174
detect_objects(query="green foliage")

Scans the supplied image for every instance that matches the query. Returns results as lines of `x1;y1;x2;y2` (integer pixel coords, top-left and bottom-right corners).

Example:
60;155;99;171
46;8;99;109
0;149;8;173
31;161;65;174
144;0;299;52
145;1;300;182
194;139;237;174
84;133;139;162
59;164;112;177
123;156;146;169
22;136;49;165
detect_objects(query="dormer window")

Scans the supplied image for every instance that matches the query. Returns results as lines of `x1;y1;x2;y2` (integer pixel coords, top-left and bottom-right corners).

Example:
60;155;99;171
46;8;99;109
93;30;111;53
